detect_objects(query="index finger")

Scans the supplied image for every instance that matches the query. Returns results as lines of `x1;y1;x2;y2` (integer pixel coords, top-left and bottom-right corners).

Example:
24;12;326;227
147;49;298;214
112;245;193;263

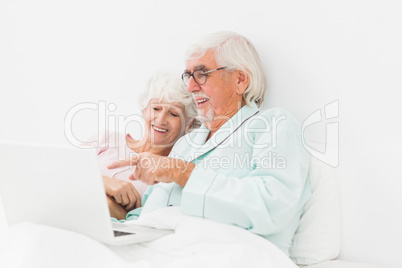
107;160;131;169
107;154;140;169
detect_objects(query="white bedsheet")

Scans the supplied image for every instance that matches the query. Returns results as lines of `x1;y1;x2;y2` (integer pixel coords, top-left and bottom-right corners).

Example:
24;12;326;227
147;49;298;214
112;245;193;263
302;260;388;268
0;207;297;268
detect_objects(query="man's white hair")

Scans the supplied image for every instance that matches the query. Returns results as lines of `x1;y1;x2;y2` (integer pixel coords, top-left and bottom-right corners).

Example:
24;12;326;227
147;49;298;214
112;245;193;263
184;31;267;107
138;70;200;131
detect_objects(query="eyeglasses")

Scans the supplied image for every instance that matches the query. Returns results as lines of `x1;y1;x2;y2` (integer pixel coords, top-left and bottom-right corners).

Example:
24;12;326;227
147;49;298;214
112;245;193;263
181;67;227;87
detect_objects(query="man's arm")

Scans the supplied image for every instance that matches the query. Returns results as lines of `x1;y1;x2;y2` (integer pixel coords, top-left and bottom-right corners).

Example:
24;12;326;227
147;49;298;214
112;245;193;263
181;109;311;236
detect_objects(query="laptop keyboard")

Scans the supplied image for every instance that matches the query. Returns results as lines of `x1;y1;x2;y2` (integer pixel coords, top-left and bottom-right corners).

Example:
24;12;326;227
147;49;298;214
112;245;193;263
113;230;136;237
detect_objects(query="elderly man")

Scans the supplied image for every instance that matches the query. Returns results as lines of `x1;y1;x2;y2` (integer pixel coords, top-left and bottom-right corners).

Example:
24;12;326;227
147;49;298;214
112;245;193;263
109;31;311;256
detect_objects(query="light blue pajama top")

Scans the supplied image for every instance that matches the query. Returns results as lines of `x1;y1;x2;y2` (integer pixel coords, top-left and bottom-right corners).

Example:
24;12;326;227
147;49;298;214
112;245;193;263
123;102;311;256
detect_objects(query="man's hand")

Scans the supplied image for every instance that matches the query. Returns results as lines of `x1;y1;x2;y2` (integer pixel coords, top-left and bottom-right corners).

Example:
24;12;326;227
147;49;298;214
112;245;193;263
102;176;141;211
107;153;195;187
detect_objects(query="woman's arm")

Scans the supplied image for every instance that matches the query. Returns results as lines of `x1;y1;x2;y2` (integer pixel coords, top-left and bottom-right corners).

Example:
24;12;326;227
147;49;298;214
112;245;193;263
106;195;128;220
103;176;141;211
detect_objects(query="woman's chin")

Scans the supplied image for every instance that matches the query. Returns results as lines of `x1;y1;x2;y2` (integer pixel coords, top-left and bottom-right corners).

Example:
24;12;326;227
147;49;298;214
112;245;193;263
151;140;173;148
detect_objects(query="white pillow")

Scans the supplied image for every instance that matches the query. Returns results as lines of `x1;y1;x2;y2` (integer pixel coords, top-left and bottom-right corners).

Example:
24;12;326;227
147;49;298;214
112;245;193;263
289;157;341;265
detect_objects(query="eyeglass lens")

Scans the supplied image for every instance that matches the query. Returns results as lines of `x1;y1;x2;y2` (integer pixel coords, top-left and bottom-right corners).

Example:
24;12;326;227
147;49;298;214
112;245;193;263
183;70;207;86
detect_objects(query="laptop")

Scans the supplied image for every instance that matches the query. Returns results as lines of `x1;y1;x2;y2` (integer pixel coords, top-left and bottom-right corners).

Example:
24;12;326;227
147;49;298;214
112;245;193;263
0;141;173;245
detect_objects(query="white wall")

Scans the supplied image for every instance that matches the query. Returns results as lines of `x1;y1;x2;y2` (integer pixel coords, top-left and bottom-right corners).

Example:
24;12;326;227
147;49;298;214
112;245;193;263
0;1;401;267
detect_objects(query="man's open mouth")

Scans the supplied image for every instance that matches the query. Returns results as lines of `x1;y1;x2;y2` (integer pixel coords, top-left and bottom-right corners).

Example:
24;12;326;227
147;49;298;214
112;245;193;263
196;98;209;105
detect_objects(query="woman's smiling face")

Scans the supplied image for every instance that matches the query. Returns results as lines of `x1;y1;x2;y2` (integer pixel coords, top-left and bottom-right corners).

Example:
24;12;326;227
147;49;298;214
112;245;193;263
143;99;186;147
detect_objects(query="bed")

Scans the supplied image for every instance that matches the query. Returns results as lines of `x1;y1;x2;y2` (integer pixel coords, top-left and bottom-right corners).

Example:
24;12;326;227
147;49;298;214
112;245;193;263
0;157;389;268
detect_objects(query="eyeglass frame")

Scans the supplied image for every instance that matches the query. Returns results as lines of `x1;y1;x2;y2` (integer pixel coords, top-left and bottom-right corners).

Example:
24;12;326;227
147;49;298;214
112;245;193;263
181;67;227;86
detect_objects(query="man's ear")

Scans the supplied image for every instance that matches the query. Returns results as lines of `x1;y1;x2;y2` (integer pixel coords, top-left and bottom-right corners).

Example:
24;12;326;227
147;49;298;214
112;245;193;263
235;70;250;95
184;118;195;133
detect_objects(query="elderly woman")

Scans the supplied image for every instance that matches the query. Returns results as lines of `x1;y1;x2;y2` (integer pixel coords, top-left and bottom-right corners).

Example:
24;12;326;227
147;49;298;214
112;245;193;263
109;31;311;256
98;70;199;219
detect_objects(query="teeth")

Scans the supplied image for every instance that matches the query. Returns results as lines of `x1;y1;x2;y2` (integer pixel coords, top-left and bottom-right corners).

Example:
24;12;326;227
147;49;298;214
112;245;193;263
197;98;209;104
153;125;168;132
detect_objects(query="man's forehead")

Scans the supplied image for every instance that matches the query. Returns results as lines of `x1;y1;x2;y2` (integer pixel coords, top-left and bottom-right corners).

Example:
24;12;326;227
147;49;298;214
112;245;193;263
185;64;206;72
185;51;216;72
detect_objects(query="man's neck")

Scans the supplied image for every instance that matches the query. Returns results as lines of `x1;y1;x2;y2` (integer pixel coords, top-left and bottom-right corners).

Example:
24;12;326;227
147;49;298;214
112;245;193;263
205;100;246;141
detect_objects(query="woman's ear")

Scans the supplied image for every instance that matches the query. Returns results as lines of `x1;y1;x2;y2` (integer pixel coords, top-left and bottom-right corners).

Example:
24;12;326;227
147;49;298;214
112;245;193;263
235;70;250;95
141;107;147;117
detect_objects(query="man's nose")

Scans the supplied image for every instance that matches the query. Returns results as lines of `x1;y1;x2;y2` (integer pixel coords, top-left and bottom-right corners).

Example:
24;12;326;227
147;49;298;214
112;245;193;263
187;76;199;93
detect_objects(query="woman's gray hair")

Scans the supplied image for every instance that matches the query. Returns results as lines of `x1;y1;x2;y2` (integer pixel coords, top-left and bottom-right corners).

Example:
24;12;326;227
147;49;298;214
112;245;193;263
138;70;201;131
184;31;267;107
